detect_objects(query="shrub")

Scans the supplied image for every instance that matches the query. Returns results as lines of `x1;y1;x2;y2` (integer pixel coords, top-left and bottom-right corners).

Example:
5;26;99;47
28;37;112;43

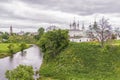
38;29;69;60
5;65;34;80
7;44;14;54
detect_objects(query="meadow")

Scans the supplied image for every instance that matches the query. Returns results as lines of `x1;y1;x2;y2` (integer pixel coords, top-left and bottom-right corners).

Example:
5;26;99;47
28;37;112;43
39;41;120;80
0;43;30;58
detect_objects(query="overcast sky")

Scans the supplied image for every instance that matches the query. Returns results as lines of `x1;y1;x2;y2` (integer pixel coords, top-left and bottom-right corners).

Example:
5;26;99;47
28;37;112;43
0;0;120;32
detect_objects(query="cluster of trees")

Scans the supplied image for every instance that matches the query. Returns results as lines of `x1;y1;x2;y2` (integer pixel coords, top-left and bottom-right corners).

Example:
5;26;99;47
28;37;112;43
8;34;36;43
0;32;35;43
0;27;45;43
38;29;69;61
7;43;27;55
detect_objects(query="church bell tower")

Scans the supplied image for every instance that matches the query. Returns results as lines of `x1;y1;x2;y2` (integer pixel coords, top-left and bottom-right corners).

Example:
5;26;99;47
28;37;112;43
10;25;13;35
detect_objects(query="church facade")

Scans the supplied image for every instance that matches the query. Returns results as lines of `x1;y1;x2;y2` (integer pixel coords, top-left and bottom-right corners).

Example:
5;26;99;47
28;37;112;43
69;20;91;42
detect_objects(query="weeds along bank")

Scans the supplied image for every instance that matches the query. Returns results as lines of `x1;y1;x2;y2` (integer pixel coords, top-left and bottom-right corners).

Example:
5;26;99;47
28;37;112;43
39;42;120;80
0;43;30;58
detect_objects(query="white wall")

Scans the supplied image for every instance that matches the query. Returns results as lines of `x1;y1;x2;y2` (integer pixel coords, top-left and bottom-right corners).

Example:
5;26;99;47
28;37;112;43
70;38;90;42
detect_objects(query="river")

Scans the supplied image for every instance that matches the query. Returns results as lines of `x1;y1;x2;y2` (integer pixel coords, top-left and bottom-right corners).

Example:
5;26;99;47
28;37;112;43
0;45;43;80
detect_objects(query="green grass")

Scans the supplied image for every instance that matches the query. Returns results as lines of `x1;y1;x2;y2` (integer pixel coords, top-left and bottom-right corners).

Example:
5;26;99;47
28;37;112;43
0;43;30;58
39;42;120;80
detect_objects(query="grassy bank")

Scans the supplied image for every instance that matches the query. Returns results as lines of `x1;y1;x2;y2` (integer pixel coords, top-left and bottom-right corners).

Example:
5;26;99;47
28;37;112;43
0;43;30;58
39;42;120;80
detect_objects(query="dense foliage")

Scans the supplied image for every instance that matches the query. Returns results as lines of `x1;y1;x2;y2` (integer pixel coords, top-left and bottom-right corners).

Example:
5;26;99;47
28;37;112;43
8;34;36;43
6;65;34;80
8;44;14;54
19;43;27;52
40;42;120;80
38;29;69;60
34;27;45;40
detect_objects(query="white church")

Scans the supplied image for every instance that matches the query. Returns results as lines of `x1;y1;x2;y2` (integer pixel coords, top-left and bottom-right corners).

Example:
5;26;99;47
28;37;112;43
69;20;91;42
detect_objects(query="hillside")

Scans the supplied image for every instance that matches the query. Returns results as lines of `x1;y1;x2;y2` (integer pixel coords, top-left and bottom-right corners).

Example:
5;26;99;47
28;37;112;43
39;42;120;80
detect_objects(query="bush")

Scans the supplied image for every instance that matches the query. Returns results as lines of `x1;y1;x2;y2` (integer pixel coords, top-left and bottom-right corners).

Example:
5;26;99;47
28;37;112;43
5;65;34;80
38;29;69;60
20;43;27;52
7;44;14;54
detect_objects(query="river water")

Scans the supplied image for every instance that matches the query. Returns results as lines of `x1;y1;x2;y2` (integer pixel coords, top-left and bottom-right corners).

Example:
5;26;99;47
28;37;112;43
0;45;43;80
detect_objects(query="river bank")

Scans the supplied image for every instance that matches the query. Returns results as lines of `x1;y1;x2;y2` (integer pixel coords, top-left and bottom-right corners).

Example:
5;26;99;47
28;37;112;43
39;42;120;80
0;43;30;58
0;45;43;80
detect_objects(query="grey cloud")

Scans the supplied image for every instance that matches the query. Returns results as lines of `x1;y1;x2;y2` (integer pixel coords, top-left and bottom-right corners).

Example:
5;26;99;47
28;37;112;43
20;0;120;15
0;9;67;26
0;0;120;30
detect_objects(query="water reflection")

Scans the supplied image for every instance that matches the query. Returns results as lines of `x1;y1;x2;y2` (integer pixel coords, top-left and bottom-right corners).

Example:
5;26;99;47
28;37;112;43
0;45;43;80
20;51;27;57
9;55;14;62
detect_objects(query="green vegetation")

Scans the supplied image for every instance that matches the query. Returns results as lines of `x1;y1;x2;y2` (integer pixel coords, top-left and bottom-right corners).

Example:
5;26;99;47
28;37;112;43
5;65;34;80
19;43;27;52
39;42;120;80
8;44;14;54
0;43;30;58
0;27;44;58
38;29;69;60
34;27;45;40
8;34;36;43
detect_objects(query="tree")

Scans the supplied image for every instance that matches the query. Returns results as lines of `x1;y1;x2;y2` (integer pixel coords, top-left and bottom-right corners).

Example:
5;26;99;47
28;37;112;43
2;32;9;42
5;65;34;80
38;29;69;60
90;18;112;47
35;27;45;40
8;44;14;54
20;43;27;52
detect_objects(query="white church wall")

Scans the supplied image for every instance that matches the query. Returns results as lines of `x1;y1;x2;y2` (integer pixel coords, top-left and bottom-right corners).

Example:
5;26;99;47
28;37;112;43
70;38;90;42
117;35;120;40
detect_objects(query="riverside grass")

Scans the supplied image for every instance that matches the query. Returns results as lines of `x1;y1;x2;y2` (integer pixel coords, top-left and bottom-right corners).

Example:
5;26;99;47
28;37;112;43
40;42;120;80
0;43;30;58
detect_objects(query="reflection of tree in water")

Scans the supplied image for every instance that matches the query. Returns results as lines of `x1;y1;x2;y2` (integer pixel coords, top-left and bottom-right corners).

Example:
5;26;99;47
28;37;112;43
20;51;27;57
9;55;14;62
34;67;40;80
39;50;43;58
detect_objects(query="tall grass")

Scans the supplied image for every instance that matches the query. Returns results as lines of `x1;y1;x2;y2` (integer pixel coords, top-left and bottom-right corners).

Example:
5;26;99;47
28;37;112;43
40;42;120;80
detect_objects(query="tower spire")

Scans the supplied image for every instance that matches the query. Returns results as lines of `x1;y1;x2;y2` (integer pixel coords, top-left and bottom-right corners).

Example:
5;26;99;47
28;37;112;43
82;21;85;30
77;20;79;30
73;17;76;30
10;25;13;35
70;22;72;30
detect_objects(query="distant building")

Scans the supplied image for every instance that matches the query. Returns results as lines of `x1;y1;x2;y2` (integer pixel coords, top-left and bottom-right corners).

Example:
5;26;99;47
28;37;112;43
17;31;38;36
116;32;120;40
46;25;59;31
69;20;91;42
10;25;13;35
17;31;25;35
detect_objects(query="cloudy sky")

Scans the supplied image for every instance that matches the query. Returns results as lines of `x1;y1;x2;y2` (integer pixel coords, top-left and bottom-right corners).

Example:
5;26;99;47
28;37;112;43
0;0;120;32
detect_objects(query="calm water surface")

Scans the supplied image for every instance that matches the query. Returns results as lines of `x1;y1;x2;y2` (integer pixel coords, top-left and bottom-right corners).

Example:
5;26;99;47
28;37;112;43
0;45;43;80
